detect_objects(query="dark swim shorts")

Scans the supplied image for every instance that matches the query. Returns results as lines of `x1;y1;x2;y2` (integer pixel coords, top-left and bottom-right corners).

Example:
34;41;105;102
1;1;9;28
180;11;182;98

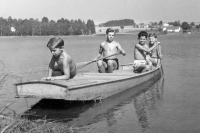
103;58;119;70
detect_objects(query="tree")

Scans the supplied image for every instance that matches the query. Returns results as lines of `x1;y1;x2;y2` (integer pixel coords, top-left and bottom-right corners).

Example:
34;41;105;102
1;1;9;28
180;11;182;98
120;25;124;32
42;17;49;23
21;19;32;35
48;20;57;35
86;19;95;34
158;21;163;26
115;28;119;33
190;22;195;27
104;19;135;27
173;21;181;26
181;22;190;32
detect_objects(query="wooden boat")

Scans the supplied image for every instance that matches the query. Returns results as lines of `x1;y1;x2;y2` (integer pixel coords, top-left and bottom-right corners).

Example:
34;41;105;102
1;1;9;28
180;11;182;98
15;60;163;101
25;77;164;126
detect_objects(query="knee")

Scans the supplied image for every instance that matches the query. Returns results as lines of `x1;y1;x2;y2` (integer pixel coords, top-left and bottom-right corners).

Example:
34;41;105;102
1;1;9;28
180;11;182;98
145;65;150;70
97;60;103;66
107;60;113;66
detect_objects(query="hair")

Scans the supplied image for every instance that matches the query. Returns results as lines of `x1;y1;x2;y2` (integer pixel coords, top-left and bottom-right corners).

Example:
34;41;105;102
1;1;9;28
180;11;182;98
138;31;148;39
106;28;115;34
148;32;157;38
47;37;64;48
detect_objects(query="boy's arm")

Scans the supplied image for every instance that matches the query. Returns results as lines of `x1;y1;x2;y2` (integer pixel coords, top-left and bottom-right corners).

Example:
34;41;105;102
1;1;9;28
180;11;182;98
117;43;126;55
96;44;103;59
48;56;55;77
54;56;70;80
135;44;150;53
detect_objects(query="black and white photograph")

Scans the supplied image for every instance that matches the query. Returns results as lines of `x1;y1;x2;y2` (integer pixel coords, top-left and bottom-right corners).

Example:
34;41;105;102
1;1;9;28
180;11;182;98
0;0;199;132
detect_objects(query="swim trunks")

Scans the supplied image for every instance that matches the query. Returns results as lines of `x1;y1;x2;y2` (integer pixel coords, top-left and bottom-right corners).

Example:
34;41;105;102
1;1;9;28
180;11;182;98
132;60;147;69
103;58;119;70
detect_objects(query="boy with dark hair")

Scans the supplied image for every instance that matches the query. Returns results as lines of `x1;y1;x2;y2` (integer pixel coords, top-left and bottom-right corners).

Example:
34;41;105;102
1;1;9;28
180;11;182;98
95;28;126;73
133;31;152;73
42;37;76;80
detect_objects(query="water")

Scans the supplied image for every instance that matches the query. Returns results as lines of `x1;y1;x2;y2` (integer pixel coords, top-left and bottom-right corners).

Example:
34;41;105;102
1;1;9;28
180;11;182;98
0;33;200;132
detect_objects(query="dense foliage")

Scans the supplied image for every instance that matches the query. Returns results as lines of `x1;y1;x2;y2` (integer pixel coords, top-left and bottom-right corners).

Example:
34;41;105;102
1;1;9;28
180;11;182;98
168;21;181;26
100;19;135;27
0;16;96;36
181;22;191;31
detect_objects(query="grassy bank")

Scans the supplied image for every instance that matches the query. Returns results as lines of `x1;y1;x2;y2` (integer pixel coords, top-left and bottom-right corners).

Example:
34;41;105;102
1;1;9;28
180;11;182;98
0;105;78;133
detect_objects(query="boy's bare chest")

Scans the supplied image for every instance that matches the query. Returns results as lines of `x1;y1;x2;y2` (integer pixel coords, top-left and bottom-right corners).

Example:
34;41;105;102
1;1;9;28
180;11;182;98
103;43;117;51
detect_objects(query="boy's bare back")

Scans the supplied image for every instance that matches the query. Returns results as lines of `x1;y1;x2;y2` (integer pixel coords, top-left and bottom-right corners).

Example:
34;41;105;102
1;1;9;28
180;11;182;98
55;51;73;72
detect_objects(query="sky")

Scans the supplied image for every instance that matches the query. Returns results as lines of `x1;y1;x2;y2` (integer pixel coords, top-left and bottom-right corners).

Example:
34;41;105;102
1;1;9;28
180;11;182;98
0;0;200;25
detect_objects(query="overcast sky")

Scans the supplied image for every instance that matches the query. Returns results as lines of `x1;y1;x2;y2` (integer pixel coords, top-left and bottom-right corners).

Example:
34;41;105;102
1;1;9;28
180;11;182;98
0;0;199;24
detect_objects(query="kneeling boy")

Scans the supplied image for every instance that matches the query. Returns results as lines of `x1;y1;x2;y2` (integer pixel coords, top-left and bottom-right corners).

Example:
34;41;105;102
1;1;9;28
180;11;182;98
42;37;76;81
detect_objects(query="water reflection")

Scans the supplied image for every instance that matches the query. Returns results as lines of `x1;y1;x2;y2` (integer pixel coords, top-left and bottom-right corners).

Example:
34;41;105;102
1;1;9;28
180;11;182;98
23;77;164;130
134;77;164;132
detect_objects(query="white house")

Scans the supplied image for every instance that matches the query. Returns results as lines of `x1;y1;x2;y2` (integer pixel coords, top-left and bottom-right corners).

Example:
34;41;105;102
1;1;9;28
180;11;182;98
163;26;181;32
163;22;169;27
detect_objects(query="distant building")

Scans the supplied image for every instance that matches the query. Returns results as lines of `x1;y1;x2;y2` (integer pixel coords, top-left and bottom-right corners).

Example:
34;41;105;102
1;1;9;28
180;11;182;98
11;27;16;32
163;26;181;32
163;22;169;27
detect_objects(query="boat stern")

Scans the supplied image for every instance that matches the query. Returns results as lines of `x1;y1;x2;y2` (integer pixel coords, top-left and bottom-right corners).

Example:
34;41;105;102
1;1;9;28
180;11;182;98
15;81;68;99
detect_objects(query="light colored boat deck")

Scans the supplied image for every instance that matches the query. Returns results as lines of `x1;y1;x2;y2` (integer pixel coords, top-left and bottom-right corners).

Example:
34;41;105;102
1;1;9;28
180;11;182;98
47;69;137;89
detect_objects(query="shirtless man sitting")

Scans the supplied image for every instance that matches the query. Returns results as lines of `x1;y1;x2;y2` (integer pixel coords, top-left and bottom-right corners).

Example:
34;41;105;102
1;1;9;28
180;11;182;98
95;28;126;73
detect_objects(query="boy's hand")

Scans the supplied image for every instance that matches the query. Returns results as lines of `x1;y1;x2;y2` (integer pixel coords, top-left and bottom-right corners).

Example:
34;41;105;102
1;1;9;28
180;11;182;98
41;77;55;81
120;50;126;56
92;58;98;62
122;52;126;56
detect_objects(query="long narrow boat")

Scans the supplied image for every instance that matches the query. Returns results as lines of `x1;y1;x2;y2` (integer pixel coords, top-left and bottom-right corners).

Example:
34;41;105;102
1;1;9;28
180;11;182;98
15;61;163;101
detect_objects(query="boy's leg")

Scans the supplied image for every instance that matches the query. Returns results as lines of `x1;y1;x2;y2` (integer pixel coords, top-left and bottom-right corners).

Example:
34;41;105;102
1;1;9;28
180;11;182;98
141;64;150;73
97;60;107;73
107;60;118;73
134;64;149;73
146;56;153;70
148;58;158;66
134;65;145;73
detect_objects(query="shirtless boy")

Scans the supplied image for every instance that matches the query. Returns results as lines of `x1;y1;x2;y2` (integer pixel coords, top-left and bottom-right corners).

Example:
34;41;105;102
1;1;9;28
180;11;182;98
42;37;76;80
95;28;126;73
148;33;162;66
133;31;152;73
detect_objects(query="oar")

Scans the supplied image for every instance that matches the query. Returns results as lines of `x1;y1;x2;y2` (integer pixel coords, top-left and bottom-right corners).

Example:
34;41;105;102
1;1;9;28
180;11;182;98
76;53;122;70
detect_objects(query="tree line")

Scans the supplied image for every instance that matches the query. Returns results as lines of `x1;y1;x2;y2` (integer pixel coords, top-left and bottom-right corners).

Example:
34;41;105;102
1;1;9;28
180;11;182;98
99;19;135;27
0;16;96;36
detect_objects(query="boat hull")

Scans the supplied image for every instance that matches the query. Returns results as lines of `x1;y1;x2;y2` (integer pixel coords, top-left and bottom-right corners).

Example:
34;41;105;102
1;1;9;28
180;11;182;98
15;65;162;101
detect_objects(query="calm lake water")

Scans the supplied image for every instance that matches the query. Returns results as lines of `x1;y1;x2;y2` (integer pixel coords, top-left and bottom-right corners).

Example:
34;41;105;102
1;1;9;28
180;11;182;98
0;32;200;133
